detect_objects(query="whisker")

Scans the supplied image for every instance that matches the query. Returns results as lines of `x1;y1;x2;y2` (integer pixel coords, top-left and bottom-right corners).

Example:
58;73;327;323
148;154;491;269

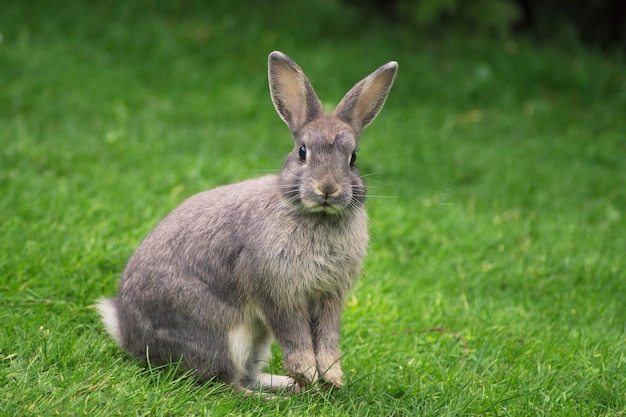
362;185;385;190
364;179;393;188
360;173;379;178
252;168;282;172
360;195;397;199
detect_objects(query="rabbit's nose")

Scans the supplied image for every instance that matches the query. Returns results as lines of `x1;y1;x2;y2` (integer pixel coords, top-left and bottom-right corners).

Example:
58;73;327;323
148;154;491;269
316;180;340;197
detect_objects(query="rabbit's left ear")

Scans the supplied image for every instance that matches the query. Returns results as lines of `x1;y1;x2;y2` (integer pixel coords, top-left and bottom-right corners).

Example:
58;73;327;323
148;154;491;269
269;51;324;136
332;61;398;136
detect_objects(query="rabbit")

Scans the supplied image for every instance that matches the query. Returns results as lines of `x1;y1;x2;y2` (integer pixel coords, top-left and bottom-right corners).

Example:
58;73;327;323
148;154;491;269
97;51;397;395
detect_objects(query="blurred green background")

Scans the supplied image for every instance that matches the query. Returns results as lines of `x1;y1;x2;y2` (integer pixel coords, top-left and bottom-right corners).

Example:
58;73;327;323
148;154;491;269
1;1;625;416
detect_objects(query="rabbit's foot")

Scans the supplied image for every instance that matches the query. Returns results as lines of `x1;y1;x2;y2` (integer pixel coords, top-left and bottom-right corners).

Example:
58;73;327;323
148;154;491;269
251;373;298;393
316;351;344;389
240;374;302;398
319;364;343;389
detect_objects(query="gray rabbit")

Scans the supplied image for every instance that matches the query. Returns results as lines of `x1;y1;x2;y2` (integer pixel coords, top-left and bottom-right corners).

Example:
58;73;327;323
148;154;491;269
98;51;397;395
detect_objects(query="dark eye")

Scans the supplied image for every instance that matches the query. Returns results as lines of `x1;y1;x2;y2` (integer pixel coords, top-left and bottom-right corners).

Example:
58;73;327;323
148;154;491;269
350;150;357;167
298;145;307;162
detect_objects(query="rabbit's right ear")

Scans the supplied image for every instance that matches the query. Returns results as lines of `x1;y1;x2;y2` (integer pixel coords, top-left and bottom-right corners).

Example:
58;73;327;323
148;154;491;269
269;51;324;136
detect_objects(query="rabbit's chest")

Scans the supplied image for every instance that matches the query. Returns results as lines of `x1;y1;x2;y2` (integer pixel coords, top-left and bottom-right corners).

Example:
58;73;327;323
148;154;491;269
258;215;369;298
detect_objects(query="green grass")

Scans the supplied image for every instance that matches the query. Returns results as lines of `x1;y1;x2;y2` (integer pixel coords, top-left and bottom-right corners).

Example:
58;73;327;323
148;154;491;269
1;1;625;415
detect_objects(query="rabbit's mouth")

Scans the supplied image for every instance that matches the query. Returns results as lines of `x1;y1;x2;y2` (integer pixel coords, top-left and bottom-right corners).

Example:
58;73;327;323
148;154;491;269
319;201;341;214
301;198;345;215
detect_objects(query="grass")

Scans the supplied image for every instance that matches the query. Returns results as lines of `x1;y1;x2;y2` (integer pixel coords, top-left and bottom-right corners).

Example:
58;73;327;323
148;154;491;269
1;0;625;415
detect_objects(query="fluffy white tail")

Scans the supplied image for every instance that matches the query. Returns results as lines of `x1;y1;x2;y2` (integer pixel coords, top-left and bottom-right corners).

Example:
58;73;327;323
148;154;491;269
96;298;122;345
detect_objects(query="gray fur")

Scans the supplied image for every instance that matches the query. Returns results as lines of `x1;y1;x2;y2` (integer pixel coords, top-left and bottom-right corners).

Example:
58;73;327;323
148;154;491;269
97;51;397;394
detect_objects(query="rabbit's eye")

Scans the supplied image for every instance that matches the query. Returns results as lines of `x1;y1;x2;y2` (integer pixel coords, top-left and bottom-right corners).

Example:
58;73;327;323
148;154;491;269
299;145;307;162
350;151;357;167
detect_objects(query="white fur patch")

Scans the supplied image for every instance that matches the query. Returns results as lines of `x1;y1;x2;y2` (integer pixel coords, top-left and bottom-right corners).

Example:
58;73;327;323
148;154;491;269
228;325;253;371
96;299;122;344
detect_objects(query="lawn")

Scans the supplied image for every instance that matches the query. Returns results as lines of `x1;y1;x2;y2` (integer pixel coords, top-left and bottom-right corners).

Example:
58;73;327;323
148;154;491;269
1;1;625;416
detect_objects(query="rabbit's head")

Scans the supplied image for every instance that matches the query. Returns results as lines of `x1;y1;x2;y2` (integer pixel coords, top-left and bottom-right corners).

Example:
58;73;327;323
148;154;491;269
269;51;397;215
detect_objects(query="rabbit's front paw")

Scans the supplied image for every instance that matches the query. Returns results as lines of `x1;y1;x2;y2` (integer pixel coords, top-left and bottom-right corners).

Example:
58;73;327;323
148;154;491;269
320;363;343;389
316;349;343;389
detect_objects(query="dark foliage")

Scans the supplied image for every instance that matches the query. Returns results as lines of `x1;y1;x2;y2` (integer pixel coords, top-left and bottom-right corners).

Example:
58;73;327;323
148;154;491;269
345;0;625;49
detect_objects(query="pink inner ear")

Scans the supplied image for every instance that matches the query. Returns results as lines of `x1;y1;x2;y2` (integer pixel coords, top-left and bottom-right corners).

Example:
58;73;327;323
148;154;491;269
357;69;397;125
354;77;389;119
271;64;311;130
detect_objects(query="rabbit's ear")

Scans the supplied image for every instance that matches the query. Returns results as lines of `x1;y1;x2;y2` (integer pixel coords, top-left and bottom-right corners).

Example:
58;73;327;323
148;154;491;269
269;51;324;135
333;61;398;136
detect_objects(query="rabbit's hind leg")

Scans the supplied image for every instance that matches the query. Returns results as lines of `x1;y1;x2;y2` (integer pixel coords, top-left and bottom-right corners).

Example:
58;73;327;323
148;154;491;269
228;320;268;386
237;319;298;394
